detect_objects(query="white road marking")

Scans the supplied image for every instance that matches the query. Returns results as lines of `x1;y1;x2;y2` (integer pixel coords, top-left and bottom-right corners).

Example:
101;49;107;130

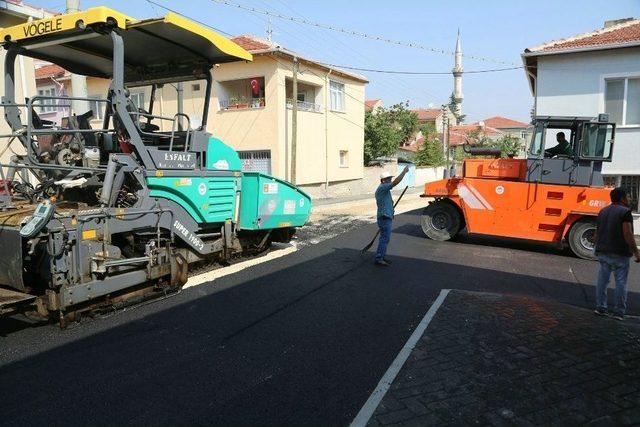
350;289;451;427
183;242;298;289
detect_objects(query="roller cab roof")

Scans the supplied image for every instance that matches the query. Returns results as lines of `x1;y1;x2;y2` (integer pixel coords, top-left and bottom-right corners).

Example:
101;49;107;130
0;7;252;84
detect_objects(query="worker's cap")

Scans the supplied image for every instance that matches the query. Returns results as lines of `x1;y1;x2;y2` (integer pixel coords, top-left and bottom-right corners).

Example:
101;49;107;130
380;171;394;180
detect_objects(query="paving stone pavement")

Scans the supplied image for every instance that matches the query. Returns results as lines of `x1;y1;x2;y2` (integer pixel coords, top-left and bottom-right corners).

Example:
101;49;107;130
367;291;640;426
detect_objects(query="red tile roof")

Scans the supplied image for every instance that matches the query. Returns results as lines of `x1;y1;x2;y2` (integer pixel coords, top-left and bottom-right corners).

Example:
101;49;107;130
230;35;273;52
475;116;529;129
35;64;66;79
365;99;381;111
448;125;502;146
528;19;640;54
412;108;441;121
229;35;368;83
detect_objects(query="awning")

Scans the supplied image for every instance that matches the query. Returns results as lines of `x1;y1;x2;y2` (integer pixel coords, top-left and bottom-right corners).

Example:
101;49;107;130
0;7;252;83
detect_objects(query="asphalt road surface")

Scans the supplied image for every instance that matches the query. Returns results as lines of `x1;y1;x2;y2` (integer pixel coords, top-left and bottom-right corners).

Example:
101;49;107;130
1;209;639;426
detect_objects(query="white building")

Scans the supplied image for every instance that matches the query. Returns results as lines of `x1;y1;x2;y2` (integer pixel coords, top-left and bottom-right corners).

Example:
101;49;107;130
523;18;640;210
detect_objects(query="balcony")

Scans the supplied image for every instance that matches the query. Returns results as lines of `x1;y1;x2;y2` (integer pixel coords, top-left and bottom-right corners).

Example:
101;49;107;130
219;97;265;111
218;76;266;111
286;99;323;113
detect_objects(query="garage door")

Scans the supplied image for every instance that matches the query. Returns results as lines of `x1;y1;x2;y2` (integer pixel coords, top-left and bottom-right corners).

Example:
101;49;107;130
238;150;271;174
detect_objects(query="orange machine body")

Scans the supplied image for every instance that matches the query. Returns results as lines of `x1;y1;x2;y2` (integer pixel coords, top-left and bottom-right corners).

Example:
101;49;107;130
424;158;611;244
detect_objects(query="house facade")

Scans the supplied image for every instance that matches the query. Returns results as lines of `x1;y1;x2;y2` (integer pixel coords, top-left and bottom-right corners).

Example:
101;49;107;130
472;116;531;143
523;18;640;209
365;99;383;113
412;107;457;133
34;34;367;198
0;2;52;169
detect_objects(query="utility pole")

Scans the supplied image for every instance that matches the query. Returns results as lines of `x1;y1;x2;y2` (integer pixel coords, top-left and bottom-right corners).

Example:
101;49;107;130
176;82;184;131
291;57;298;184
67;0;89;115
266;19;273;42
442;106;449;178
446;115;451;177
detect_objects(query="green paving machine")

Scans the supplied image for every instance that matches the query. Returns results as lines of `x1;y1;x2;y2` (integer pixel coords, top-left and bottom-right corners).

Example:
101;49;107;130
0;8;311;324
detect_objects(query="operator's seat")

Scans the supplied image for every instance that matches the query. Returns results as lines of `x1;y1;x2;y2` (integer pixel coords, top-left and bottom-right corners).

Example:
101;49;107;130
124;87;159;133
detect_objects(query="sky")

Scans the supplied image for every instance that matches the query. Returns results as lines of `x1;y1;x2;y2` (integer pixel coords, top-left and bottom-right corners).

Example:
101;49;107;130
26;0;640;122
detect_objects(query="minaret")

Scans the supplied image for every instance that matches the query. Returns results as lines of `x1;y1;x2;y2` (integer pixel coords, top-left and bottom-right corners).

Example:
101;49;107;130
452;29;463;119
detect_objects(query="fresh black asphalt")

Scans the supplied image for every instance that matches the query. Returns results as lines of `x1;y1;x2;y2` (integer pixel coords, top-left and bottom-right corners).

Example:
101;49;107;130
1;208;639;426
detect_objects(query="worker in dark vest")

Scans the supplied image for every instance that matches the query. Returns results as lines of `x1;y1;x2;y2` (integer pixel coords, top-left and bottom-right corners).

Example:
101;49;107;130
594;187;640;320
374;166;409;266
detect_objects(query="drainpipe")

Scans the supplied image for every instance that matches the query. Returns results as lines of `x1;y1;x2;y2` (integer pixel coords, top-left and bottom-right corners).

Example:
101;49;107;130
50;76;67;117
176;81;184;131
325;69;332;196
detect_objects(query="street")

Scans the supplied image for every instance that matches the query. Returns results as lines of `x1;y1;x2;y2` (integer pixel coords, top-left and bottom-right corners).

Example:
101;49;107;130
2;204;639;425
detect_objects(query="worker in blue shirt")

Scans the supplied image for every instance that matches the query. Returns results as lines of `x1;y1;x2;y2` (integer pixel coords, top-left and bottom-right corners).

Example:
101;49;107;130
374;166;409;266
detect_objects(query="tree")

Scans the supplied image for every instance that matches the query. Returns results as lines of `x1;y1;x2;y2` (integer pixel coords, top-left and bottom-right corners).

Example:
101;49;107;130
364;101;418;164
413;124;445;167
488;135;524;158
447;93;466;124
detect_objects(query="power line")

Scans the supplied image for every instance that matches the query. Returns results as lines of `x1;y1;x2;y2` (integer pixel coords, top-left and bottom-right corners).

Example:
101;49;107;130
209;0;519;66
145;0;233;36
318;63;527;75
148;0;525;78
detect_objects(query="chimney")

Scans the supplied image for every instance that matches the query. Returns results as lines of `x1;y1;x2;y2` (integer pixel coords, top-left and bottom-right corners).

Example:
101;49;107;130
604;18;634;28
478;121;485;128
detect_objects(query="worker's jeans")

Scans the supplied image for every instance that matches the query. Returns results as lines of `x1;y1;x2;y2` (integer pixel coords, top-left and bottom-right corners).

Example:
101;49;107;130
596;253;631;315
375;217;392;262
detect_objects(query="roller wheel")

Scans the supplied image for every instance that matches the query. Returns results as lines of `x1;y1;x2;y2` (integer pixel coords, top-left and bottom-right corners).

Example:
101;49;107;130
568;219;597;260
421;201;462;241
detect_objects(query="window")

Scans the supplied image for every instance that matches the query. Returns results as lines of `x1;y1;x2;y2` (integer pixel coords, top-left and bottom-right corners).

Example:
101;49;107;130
529;124;544;155
297;92;306;102
621;175;640;211
603;176;619;187
192;83;201;92
339;150;348;167
130;92;145;110
520;130;527;139
580;123;613;160
37;87;56;113
238;150;271;174
329;80;345;112
88;96;105;120
605;77;640;126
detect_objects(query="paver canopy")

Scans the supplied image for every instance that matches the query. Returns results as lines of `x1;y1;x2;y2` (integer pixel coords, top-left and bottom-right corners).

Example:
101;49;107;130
0;7;253;84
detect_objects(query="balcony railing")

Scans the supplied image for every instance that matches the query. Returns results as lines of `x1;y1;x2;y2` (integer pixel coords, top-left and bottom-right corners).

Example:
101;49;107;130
219;98;265;111
286;99;323;113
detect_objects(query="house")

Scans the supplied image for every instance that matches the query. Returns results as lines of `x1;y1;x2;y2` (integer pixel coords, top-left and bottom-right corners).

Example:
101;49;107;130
33;34;369;198
471;116;532;156
472;116;531;142
0;1;53;168
412;107;457;133
217;35;368;197
365;99;383;113
447;124;503;146
523;17;640;210
398;106;457;159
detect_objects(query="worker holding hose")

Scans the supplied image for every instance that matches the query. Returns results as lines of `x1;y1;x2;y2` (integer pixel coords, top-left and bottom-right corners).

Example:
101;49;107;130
374;166;409;266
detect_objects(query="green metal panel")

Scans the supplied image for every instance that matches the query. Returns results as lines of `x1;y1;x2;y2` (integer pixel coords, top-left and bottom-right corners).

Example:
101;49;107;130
207;137;242;171
147;176;239;224
145;137;310;229
239;172;312;230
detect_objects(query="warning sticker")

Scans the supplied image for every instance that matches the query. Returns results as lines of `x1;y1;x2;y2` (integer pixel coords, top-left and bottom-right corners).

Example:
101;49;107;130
284;200;296;215
263;183;279;194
